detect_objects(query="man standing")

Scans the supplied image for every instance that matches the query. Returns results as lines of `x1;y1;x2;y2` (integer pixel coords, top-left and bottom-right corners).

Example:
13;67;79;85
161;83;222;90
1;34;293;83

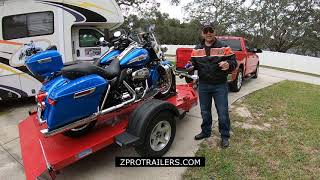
187;23;237;148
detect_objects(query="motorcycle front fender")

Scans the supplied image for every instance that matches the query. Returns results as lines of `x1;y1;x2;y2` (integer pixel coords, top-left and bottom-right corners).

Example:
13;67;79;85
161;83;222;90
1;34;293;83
160;59;172;66
159;62;173;76
148;62;172;87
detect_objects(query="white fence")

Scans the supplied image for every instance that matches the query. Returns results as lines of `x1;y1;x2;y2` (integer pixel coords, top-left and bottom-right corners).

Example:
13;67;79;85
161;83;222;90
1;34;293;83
259;51;320;75
164;45;194;56
165;45;320;75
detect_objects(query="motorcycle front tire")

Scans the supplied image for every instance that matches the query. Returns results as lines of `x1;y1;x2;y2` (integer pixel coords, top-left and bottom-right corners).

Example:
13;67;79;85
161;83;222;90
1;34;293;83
155;69;176;99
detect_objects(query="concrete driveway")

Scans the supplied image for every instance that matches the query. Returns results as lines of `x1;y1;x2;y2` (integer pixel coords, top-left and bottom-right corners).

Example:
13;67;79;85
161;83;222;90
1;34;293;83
0;67;319;180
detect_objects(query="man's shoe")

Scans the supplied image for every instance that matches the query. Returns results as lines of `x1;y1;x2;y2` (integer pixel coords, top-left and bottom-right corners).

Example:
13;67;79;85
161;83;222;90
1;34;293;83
221;138;229;148
194;132;211;140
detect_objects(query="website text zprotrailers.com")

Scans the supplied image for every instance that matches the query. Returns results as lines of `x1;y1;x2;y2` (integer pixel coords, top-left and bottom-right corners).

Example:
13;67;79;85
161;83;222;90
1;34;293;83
115;157;205;167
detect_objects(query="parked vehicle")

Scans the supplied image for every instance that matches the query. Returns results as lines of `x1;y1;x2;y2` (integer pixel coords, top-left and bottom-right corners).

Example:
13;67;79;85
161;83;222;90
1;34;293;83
23;28;176;137
176;36;262;92
0;0;124;101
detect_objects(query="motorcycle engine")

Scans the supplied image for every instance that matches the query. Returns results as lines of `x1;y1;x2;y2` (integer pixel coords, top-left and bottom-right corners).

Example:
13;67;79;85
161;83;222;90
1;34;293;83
132;68;149;81
130;68;150;98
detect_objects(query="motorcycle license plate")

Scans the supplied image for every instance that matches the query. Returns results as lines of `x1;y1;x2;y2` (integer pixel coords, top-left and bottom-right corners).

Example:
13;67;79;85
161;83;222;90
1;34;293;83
85;48;101;57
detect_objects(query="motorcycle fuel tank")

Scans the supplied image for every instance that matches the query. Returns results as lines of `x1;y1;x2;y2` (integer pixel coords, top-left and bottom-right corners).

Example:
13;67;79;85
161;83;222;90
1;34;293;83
119;48;150;68
44;74;107;130
100;49;121;65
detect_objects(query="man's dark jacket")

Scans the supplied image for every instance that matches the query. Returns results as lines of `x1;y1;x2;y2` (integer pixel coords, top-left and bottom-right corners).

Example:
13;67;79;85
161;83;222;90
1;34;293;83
191;39;238;84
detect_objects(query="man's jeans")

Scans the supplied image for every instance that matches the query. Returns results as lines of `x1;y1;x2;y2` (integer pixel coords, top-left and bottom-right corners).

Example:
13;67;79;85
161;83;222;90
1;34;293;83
198;82;230;139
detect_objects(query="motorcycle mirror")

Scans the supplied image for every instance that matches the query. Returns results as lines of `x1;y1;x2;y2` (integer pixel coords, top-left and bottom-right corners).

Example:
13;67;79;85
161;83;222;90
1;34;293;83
160;45;168;53
114;31;121;38
129;22;134;28
99;37;105;42
149;24;156;32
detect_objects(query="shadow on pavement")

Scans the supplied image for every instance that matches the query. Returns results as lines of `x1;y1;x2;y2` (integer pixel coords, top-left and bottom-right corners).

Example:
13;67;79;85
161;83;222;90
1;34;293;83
0;97;36;113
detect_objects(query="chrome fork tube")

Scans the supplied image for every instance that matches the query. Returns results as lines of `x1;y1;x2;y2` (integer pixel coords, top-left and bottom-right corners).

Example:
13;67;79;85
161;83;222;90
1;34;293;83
142;79;149;98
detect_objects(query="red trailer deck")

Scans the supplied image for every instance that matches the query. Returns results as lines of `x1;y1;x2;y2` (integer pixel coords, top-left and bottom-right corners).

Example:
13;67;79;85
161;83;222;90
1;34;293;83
19;84;198;180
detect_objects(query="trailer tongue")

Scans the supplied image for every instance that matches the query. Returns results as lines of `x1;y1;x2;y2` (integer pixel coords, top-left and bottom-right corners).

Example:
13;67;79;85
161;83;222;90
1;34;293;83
19;84;197;180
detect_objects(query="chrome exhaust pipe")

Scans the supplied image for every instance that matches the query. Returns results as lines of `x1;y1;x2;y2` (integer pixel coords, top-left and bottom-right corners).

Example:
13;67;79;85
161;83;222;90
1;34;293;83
41;114;98;137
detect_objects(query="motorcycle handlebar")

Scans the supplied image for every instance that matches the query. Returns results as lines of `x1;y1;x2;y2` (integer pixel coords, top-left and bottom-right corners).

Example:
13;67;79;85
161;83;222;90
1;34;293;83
174;70;199;80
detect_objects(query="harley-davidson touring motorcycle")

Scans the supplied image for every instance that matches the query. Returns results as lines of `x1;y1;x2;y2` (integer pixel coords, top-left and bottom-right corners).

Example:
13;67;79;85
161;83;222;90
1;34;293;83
24;29;175;137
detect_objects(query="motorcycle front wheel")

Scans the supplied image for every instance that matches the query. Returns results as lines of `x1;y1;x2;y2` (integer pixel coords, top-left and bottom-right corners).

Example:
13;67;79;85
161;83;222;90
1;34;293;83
155;68;176;99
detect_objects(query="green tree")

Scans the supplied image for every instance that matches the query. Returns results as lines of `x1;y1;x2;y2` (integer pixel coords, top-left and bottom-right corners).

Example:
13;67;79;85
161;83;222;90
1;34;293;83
184;0;246;35
246;0;318;52
122;11;201;45
184;0;320;55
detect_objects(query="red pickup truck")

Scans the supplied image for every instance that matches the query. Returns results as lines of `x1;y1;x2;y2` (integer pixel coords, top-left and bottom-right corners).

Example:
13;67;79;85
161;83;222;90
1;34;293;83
176;36;262;92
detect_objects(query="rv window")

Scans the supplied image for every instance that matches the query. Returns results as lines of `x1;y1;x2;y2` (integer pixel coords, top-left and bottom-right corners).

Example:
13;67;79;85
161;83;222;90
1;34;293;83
79;29;103;47
2;11;54;40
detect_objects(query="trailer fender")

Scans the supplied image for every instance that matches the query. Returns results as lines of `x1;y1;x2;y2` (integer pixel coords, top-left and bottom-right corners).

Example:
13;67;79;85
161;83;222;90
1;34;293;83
129;99;179;137
115;99;179;148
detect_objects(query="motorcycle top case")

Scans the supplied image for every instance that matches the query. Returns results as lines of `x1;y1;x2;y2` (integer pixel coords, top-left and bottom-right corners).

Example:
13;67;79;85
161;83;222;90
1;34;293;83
25;50;63;77
45;74;107;131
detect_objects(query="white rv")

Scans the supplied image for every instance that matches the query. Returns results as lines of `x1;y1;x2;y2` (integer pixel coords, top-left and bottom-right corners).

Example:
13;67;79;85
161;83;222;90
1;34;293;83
0;0;124;100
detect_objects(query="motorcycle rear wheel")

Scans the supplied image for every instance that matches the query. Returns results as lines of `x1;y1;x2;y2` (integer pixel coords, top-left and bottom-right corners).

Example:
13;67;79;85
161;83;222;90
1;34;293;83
63;121;97;137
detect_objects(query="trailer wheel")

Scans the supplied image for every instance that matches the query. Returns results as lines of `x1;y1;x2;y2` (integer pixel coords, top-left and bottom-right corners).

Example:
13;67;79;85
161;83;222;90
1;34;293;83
135;111;176;157
63;121;96;137
229;68;243;92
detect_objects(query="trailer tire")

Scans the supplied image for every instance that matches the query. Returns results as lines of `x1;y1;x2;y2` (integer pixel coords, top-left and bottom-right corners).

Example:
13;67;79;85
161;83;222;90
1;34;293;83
63;121;96;137
135;111;176;157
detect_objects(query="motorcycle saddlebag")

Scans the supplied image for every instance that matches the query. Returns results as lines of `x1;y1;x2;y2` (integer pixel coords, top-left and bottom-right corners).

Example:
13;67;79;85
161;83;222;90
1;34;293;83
25;50;63;77
45;74;107;131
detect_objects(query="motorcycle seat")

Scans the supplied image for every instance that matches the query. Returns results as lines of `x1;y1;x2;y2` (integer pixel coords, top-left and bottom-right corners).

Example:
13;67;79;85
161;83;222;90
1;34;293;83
62;59;120;80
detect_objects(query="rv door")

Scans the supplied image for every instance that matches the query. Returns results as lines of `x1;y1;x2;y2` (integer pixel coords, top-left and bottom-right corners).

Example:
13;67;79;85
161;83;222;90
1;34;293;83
72;27;108;61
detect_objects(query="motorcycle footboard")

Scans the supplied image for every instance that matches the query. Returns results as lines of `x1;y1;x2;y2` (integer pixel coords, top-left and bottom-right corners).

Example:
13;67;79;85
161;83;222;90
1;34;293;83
19;114;129;180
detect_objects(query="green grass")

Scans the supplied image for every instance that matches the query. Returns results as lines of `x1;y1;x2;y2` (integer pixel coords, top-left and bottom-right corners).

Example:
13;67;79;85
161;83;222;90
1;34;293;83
183;80;320;179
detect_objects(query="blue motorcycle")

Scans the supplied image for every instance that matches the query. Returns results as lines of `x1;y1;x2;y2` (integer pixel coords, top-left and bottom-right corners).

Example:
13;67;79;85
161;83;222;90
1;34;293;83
24;29;175;137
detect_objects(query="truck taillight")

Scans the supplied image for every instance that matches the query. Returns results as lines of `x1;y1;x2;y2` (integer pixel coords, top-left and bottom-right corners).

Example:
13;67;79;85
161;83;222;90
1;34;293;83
48;98;57;106
36;92;47;102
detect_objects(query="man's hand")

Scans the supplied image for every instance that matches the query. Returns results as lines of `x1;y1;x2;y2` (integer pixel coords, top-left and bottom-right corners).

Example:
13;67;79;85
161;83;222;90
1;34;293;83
185;61;194;72
219;61;229;71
